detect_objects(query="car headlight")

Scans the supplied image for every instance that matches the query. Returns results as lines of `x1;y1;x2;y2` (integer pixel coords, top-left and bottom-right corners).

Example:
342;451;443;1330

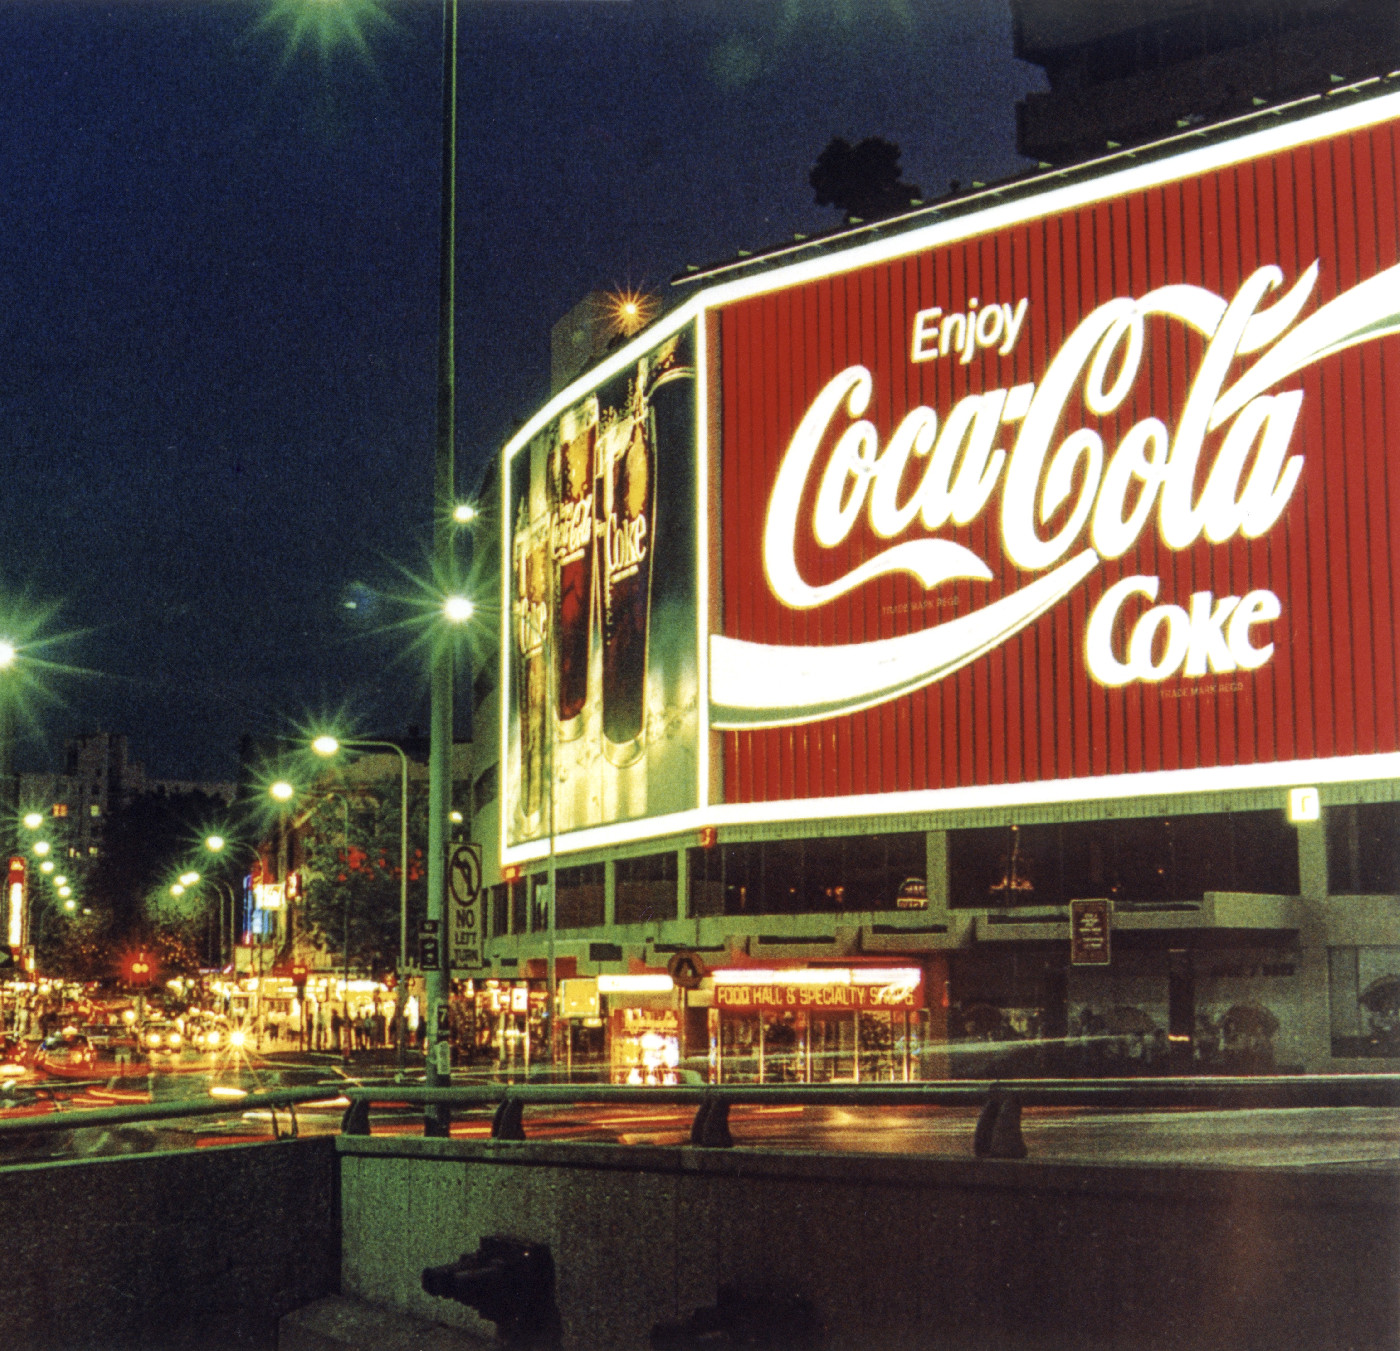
206;1031;221;1047
146;1034;160;1048
229;1030;246;1048
168;1033;182;1047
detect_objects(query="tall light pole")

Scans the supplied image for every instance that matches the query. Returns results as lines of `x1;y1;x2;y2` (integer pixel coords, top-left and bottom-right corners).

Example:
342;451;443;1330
0;641;17;864
426;0;460;1135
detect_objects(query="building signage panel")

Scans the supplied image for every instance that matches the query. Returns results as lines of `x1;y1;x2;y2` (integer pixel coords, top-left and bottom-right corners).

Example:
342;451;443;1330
714;979;923;1012
502;324;699;854
714;103;1400;808
1070;899;1112;966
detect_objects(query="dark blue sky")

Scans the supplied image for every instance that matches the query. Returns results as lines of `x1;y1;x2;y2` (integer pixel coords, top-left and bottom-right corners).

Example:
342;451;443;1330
0;0;1043;781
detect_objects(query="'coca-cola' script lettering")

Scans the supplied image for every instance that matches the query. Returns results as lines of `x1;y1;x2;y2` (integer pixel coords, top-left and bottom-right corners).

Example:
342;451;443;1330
709;260;1400;728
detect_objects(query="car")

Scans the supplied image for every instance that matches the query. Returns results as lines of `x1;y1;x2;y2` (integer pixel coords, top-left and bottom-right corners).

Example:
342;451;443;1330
141;1020;184;1055
188;1016;233;1052
36;1031;99;1077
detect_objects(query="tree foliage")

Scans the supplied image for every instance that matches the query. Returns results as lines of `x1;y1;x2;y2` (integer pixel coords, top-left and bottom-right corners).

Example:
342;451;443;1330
297;785;428;980
809;136;922;221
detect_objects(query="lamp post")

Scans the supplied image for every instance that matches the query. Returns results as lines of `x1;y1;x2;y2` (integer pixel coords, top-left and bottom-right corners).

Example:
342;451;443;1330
426;0;460;1137
0;641;15;863
311;735;411;1073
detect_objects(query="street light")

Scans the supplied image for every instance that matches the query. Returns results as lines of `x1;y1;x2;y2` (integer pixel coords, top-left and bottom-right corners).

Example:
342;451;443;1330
32;840;49;857
452;502;477;524
311;734;411;1072
442;594;474;624
22;812;42;831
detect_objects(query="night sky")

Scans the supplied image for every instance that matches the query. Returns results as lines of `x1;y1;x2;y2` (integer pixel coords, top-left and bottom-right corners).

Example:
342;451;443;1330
0;0;1043;781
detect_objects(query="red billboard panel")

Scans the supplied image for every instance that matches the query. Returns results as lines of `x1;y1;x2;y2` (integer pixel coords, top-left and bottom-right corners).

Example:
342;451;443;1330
712;100;1400;807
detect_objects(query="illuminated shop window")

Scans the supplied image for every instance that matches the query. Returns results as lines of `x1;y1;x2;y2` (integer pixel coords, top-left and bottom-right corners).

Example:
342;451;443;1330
1325;803;1400;895
948;812;1300;909
688;834;923;917
616;852;678;925
89;804;101;817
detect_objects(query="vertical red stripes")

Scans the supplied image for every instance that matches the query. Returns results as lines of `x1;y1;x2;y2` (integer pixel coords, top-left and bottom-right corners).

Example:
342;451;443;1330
717;115;1400;805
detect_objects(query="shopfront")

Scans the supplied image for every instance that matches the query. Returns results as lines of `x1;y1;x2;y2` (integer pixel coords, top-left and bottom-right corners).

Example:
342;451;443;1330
709;967;927;1084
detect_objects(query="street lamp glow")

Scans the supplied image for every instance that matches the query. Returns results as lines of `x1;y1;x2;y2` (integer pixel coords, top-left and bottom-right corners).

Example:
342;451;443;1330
205;835;225;853
40;861;53;874
0;641;14;668
58;886;71;899
22;813;43;830
32;841;49;856
452;502;477;524
170;884;185;897
270;781;295;802
63;898;75;911
443;595;474;623
54;875;67;886
179;871;200;886
311;735;340;757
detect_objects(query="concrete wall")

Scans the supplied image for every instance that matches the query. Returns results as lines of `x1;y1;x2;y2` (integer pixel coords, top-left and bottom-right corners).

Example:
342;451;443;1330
339;1135;1399;1351
0;1138;339;1350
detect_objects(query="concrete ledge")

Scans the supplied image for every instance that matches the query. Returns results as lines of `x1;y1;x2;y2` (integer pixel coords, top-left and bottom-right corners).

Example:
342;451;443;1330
335;1131;1400;1209
279;1295;491;1351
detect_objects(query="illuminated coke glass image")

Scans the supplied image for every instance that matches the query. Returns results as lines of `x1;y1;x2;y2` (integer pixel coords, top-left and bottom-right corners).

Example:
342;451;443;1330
504;325;698;850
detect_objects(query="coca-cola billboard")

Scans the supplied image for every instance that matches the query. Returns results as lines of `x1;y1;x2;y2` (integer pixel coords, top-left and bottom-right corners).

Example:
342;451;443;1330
712;95;1400;811
503;325;698;852
501;92;1400;863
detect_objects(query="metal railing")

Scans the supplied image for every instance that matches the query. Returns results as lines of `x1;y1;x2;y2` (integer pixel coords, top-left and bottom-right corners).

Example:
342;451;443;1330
2;1073;1397;1158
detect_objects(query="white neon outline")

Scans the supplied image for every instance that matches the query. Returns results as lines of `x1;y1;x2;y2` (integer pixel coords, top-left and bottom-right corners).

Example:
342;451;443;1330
500;750;1400;866
695;315;711;812
497;88;1400;866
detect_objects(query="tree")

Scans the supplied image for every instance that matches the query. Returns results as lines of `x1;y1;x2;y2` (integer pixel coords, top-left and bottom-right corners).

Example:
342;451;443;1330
809;136;922;222
297;785;428;982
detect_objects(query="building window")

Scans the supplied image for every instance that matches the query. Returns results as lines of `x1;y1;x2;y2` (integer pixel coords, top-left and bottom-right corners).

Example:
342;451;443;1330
616;853;677;925
89;804;101;817
490;883;510;938
1326;803;1400;895
473;665;497;711
688;834;923;917
555;863;605;930
1328;945;1400;1057
51;803;68;818
473;763;499;820
948;812;1300;909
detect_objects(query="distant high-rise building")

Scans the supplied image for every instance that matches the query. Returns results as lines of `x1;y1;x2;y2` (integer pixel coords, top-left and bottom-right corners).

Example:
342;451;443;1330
19;731;233;861
1013;0;1400;162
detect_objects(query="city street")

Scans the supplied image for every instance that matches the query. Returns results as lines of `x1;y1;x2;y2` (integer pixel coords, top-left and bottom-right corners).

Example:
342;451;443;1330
6;1048;1398;1171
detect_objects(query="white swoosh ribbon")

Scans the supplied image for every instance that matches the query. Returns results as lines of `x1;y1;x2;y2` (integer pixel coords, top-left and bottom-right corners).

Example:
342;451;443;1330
710;549;1100;729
